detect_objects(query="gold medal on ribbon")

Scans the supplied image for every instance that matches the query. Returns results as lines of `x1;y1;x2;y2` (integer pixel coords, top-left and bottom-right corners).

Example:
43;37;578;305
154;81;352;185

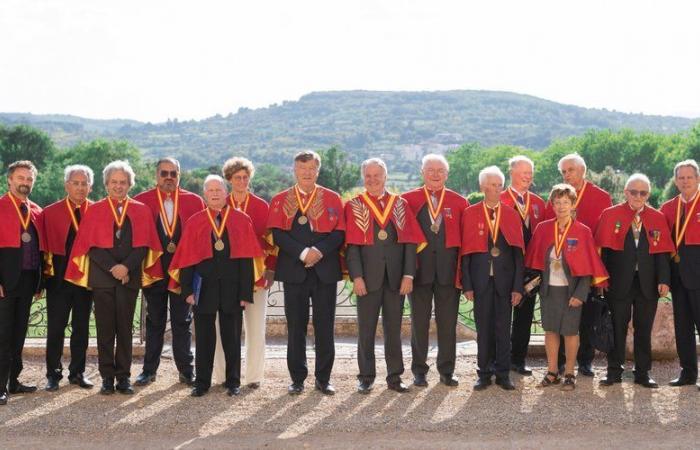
490;247;500;257
166;241;177;253
430;223;440;233
157;188;180;249
553;217;573;268
206;206;231;252
65;197;88;233
674;254;681;263
107;197;129;240
551;259;562;271
214;239;225;251
297;215;308;225
21;232;32;243
8;193;33;244
507;187;531;222
294;185;317;226
361;192;397;243
672;193;700;262
423;186;445;235
377;229;389;240
483;202;502;257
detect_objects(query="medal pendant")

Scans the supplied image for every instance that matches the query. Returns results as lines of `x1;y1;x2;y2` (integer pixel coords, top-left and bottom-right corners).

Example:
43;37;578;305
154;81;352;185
297;215;308;225
377;229;388;241
430;223;440;233
21;232;32;243
166;241;177;253
674;254;681;263
214;239;225;251
490;247;500;258
551;259;562;271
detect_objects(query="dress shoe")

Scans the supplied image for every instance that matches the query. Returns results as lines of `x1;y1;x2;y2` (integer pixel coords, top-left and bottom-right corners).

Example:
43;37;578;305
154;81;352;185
69;374;94;389
45;378;60;392
226;386;241;396
0;392;7;405
511;364;533;376
440;374;459;387
315;380;336;395
357;380;374;394
8;381;37;394
473;377;492;391
387;380;409;393
116;378;134;395
191;386;208;397
578;364;595;377
669;375;697;387
100;379;115;395
599;375;622;386
247;382;260;389
179;372;195;386
635;377;659;389
495;377;516;391
288;382;304;395
134;372;156;386
413;373;428;387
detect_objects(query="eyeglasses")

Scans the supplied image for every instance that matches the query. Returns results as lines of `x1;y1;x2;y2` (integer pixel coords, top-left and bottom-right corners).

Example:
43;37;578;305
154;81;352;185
159;170;178;178
627;189;649;197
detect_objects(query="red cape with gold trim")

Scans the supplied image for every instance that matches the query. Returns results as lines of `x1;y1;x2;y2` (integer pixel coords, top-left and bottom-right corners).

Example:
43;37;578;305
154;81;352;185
660;194;700;245
267;185;345;233
228;192;277;275
526;218;608;287
401;187;468;249
544;181;612;230
500;188;546;231
133;187;205;232
40;198;93;277
0;193;43;250
344;192;426;250
595;203;674;254
459;201;524;256
167;207;264;293
64;197;164;288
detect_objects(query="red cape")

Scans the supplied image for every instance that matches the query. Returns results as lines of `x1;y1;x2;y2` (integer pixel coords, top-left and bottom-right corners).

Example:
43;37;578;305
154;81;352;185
0;193;43;250
401;187;469;249
544;181;612;230
267;185;345;233
344;192;427;250
459;201;524;256
500;187;546;231
133;187;205;234
64;197;164;288
167;207;264;293
595;203;675;254
660;194;700;246
228;192;276;272
526;219;608;287
40;198;93;278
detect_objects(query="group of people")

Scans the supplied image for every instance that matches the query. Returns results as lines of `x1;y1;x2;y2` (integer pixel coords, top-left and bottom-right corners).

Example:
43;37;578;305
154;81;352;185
1;148;699;406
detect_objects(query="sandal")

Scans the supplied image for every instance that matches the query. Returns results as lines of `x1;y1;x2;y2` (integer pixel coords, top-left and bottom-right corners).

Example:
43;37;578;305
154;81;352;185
561;373;576;391
539;371;561;387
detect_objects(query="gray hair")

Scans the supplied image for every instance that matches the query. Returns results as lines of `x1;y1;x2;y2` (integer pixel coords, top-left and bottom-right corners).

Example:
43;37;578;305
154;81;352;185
421;153;449;172
674;159;700;178
156;157;181;172
203;174;227;191
557;153;587;175
508;155;534;171
361;158;388;177
64;164;94;185
624;173;651;190
102;160;135;187
478;165;505;186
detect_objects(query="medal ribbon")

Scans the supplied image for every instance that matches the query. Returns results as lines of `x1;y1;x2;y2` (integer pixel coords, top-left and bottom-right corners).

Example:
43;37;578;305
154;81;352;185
294;185;318;216
206;206;230;240
482;202;502;246
422;186;445;222
107;197;129;231
230;192;250;213
8;193;31;232
674;193;700;250
361;192;397;229
573;181;588;211
553;217;573;259
65;197;88;232
507;187;531;221
156;188;180;239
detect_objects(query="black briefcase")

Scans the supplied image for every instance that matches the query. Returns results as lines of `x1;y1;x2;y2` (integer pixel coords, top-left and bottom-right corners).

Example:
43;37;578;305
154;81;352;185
590;294;615;354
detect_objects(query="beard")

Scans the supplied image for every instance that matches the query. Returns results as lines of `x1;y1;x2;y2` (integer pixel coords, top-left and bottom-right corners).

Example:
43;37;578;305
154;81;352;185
17;185;31;195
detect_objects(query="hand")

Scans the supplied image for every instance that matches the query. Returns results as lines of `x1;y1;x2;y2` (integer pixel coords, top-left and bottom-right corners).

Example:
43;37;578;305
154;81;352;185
264;270;275;289
353;277;367;296
658;283;670;298
304;248;323;267
464;290;474;301
240;300;247;308
185;294;195;305
110;264;129;280
400;276;413;295
569;297;583;308
121;274;130;285
0;284;4;298
511;291;523;306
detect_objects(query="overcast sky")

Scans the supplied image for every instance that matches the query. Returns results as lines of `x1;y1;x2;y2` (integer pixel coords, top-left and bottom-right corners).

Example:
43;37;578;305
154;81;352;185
1;0;698;123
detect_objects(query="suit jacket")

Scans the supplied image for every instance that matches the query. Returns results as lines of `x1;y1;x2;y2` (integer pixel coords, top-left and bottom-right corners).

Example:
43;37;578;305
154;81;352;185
460;233;524;298
142;217;182;294
0;221;42;294
414;206;458;286
539;245;591;301
46;225;78;293
179;229;253;315
87;218;147;290
272;210;344;285
346;221;417;293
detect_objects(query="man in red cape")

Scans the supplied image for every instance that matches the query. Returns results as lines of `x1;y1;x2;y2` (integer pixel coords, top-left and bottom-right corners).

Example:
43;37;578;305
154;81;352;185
167;175;263;397
346;158;426;394
41;165;95;391
595;173;673;388
460;166;524;391
0;160;43;405
65;160;163;395
401;154;468;388
267;151;345;395
544;153;612;377
660;159;700;387
132;157;205;387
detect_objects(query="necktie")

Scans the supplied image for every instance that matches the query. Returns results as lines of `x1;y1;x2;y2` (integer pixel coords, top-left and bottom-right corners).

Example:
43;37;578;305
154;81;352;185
75;207;82;223
216;213;222;227
488;207;495;221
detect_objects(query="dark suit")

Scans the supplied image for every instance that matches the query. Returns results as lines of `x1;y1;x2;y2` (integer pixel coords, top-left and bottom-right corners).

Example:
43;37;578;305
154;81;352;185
88;218;146;381
181;229;253;390
461;233;524;379
272;210;344;384
346;221;417;383
510;208;537;367
409;206;460;378
602;225;670;378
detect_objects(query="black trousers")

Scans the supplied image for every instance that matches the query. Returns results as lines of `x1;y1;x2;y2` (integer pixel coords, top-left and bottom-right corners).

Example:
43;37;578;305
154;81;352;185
0;270;37;392
671;276;700;380
142;287;193;376
283;271;336;384
510;291;536;366
92;286;138;380
357;283;405;383
607;275;658;377
558;292;597;367
409;281;459;377
194;307;242;390
473;278;511;379
45;283;92;380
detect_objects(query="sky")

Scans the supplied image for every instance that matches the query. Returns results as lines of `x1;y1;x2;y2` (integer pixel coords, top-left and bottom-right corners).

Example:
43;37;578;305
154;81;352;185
1;0;699;123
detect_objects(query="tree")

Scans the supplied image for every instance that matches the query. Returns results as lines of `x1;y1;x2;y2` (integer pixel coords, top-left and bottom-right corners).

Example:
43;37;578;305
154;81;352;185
250;163;294;201
316;146;360;194
0;124;55;170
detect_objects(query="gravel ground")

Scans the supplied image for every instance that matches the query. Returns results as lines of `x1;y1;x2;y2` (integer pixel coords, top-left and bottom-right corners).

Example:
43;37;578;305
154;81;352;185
2;349;700;449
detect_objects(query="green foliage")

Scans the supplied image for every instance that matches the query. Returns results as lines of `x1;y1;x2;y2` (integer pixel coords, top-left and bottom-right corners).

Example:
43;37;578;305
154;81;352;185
249;163;294;201
0;124;55;170
317;146;361;194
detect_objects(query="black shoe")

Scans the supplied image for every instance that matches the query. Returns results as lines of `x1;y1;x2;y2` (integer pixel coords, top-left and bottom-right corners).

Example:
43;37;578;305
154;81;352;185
511;364;533;376
68;374;94;389
116;378;134;395
134;372;156;386
599;375;622;386
226;386;241;396
635;377;659;388
288;382;304;395
8;382;37;394
669;375;697;386
191;386;208;397
315;380;336;395
45;378;60;392
357;380;374;394
387;380;409;393
439;374;459;387
247;382;260;389
100;379;115;395
496;377;516;391
413;373;428;387
179;372;195;386
473;377;492;391
0;392;7;405
578;363;595;377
